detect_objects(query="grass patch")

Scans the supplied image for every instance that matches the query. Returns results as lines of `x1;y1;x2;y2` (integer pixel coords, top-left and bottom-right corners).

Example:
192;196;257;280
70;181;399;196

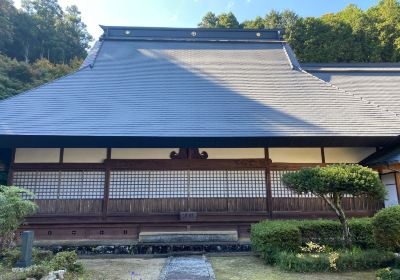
209;255;376;280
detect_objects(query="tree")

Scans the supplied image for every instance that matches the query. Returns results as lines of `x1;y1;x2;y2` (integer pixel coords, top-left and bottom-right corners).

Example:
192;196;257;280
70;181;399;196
197;0;400;63
216;12;239;28
0;54;78;100
242;16;265;29
198;12;218;28
0;0;16;54
264;10;281;29
365;0;400;61
282;164;386;249
22;0;63;61
0;185;37;250
58;5;92;64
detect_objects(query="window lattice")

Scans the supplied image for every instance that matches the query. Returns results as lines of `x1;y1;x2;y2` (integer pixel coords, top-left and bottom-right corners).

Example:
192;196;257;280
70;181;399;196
13;171;59;199
271;170;315;198
110;171;188;198
13;171;105;199
110;170;266;198
190;170;227;198
227;170;266;198
59;171;104;199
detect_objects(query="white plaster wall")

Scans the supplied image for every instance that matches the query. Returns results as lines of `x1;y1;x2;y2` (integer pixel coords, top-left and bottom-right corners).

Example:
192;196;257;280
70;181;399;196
269;148;322;163
111;148;178;159
381;173;399;207
201;148;264;159
14;148;60;163
324;147;376;163
63;148;107;163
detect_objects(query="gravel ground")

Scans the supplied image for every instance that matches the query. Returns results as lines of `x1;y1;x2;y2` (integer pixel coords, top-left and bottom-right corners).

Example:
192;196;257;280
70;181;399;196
80;258;166;280
209;255;377;280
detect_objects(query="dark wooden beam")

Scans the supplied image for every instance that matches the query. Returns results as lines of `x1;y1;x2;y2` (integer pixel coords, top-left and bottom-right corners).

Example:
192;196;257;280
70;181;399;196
59;148;64;163
396;173;400;203
102;148;112;218
104;159;266;170
264;148;273;218
7;148;15;186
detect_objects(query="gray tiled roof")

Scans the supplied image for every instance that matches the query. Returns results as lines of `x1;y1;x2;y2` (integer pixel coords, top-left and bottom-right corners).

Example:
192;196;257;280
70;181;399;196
0;28;399;138
303;63;400;117
80;40;103;69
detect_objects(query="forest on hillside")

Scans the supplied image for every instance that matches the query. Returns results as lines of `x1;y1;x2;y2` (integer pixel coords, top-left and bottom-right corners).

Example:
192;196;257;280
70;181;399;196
0;0;399;101
198;0;400;63
0;0;92;100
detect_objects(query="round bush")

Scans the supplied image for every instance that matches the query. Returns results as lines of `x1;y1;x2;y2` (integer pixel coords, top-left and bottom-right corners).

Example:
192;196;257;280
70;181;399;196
372;206;400;251
251;221;301;264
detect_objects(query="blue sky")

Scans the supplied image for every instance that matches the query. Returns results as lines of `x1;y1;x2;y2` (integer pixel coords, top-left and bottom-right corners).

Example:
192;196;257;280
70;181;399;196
14;0;378;40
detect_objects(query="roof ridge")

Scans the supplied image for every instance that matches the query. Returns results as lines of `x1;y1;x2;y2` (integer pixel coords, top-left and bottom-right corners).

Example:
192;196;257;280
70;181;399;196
89;40;103;68
281;43;301;70
301;68;400;121
80;40;104;69
0;65;92;104
100;26;284;42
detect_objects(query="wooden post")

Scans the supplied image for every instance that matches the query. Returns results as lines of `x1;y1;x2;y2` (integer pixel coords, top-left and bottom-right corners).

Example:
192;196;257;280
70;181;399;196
6;148;15;186
320;147;325;163
102;148;111;218
264;148;273;218
59;148;64;163
395;173;400;204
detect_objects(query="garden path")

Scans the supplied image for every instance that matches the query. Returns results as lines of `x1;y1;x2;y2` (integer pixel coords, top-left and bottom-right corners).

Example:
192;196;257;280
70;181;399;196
159;255;216;280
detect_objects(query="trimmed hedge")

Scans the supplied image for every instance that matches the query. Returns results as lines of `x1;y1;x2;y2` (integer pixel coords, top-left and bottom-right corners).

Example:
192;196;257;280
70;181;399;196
276;249;395;272
377;268;400;280
251;218;375;263
372;206;400;252
251;220;301;263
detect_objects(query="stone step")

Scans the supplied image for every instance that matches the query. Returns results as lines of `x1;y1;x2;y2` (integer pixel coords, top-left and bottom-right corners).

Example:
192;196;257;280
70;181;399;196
138;230;238;244
159;255;216;280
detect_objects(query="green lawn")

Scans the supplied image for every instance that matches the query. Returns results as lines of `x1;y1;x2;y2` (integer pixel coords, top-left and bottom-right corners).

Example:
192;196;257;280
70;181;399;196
209;255;377;280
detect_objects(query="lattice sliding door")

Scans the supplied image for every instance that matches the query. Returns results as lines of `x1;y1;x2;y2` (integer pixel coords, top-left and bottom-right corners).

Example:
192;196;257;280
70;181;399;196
13;171;105;214
108;170;267;213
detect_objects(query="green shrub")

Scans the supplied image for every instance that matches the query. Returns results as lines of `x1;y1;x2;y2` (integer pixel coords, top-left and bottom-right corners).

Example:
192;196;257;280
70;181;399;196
376;268;400;280
336;249;395;271
276;249;395;272
348;218;376;249
32;248;53;264
0;185;38;250
276;251;331;272
251;218;375;261
0;247;53;267
372;206;400;251
251;220;301;263
1;264;52;280
297;220;342;247
51;251;83;273
298;218;375;248
0;247;20;267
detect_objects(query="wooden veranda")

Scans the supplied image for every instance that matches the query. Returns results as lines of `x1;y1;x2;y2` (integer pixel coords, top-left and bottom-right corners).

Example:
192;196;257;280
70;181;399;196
9;148;381;240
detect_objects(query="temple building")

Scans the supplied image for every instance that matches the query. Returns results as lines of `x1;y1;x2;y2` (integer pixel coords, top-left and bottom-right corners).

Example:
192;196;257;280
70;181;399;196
0;27;399;241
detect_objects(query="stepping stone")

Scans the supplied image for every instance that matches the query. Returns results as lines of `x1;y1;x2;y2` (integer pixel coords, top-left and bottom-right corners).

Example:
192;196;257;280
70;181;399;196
139;231;238;243
159;255;216;280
